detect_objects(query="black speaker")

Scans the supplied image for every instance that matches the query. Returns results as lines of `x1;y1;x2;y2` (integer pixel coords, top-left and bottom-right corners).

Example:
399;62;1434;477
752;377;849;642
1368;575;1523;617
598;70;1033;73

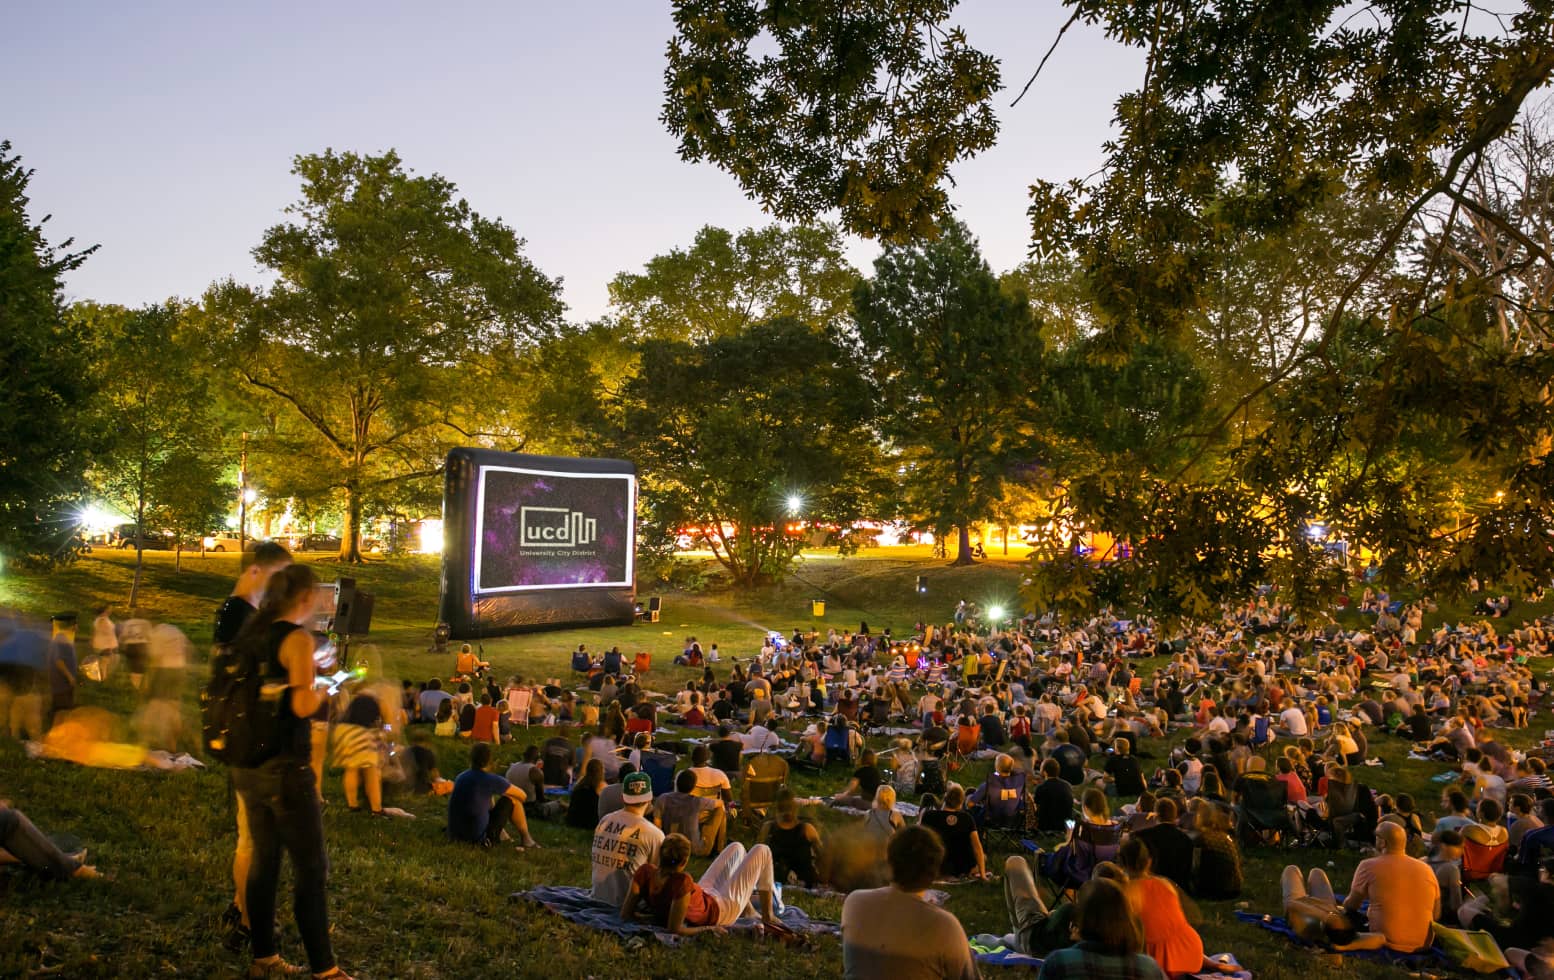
345;591;374;635
332;577;357;634
647;596;662;612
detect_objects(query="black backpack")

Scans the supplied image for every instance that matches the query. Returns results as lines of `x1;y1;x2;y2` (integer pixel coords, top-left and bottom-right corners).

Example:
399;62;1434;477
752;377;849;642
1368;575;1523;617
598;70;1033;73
201;635;287;767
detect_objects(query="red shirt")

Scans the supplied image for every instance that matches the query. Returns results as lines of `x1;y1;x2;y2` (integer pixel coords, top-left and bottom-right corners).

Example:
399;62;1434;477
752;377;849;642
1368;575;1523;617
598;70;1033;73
472;705;500;743
632;865;720;926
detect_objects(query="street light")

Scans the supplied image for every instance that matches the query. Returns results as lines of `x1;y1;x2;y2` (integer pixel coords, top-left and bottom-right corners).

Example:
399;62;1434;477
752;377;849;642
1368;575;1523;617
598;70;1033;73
785;493;804;516
988;605;1006;623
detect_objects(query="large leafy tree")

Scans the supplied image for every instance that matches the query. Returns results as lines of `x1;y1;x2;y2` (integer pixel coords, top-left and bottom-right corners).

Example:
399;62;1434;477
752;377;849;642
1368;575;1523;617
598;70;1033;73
663;1;1000;242
206;149;564;561
0;141;100;568
608;223;858;342
665;2;1554;617
618;317;881;587
852;220;1043;565
85;301;231;600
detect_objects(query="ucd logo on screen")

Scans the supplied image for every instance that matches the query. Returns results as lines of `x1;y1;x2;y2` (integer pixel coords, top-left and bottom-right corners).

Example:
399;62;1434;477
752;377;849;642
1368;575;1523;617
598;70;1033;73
519;506;597;550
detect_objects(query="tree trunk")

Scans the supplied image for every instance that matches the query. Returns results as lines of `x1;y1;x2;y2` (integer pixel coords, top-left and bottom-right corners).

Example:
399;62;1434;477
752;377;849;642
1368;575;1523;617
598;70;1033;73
341;484;364;563
1002;525;1009;555
952;523;975;566
129;456;146;611
175;542;183;572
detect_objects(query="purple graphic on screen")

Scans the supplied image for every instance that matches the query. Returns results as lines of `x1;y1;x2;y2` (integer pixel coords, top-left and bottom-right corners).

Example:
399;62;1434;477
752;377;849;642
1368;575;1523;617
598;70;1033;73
475;468;633;592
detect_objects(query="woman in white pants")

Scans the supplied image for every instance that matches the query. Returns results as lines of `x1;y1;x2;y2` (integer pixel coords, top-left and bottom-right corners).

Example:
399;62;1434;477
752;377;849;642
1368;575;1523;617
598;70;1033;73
621;834;777;935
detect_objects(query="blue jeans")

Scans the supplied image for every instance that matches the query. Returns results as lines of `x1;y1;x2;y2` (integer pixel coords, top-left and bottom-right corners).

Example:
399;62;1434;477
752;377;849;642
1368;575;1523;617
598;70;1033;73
233;756;335;972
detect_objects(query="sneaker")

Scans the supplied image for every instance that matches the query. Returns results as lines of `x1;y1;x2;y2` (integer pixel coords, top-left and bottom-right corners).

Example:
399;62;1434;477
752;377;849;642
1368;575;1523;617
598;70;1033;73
220;904;250;953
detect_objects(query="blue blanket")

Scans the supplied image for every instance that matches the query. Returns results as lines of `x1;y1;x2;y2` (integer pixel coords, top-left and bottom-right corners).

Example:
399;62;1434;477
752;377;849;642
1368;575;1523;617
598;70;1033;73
1234;910;1450;968
972;938;1250;980
513;885;840;946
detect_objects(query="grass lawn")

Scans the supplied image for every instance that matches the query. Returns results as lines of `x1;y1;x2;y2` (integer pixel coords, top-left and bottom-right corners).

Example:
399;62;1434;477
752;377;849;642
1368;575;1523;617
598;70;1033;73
1;548;1550;979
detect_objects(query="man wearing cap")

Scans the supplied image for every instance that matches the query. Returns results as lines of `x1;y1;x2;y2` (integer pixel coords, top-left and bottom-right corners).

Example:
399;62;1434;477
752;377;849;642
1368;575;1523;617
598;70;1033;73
591;771;663;908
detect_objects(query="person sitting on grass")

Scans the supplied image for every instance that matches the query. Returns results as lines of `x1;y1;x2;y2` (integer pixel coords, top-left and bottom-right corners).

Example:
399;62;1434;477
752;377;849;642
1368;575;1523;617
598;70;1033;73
758;789;823;888
841;825;979;979
833;749;883;810
1118;837;1238;978
566;758;606;831
861;785;906;842
792;719;829;771
1035;877;1166;980
447;742;539;850
656;768;727;857
921;784;988;881
433;698;456;737
0;801;99;880
1281;822;1439;953
590;771;663;907
620;833;779;937
1103;738;1147;797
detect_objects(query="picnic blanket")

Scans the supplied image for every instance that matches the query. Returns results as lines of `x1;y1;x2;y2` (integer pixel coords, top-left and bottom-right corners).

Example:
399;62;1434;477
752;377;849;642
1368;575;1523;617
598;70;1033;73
971;936;1250;979
1234;910;1448;969
780;883;951;906
827;799;922;819
513;885;840;946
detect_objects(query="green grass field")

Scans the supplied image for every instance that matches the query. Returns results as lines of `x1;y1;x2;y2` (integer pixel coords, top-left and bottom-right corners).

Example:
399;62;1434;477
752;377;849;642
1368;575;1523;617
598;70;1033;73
0;549;1549;979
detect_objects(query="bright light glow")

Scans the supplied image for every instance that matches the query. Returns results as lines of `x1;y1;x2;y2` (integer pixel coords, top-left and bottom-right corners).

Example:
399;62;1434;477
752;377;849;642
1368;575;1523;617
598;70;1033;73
76;503;122;534
988;605;1006;622
224;514;239;530
418;519;444;555
785;493;804;515
243;489;258;505
1307;523;1327;540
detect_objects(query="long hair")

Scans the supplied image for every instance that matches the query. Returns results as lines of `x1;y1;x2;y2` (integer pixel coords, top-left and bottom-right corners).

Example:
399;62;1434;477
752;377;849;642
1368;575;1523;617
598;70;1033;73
234;564;318;648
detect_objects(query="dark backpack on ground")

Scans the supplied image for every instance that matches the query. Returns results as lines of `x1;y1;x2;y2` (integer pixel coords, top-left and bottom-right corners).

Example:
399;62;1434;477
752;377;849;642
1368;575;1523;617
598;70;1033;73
201;636;287;767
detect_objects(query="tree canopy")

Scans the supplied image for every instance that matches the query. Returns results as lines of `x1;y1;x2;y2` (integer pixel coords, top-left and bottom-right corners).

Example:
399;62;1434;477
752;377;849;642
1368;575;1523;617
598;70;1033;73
206;149;564;561
0;141;100;569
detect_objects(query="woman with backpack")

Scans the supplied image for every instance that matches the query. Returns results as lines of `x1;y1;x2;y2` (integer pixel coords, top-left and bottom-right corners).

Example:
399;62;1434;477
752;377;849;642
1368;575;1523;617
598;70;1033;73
229;564;354;980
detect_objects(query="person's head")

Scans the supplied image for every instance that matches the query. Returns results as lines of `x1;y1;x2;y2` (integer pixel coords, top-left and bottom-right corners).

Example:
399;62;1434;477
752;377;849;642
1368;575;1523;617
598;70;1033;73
470;741;493;772
1447;788;1470;814
775;787;799;822
886;825;945;892
240;564;318;642
1327;766;1351;786
1510;793;1534;817
861;749;876;767
1276;756;1293;775
1041;758;1061;779
239;541;293;599
50;611;77;638
659;833;692;871
944;784;965;810
1477;797;1503;825
1200;769;1224;797
1118;836;1152;877
1247;755;1267;773
620;771;653;810
436;700;454;722
1161;768;1182;790
1074;878;1144;954
690;745;711;767
1081;787;1110;821
522;744;540;763
479;693;492;707
428;677;443;691
675;768;697;794
580;758;605;788
1374;821;1407;854
874;785;897;811
1154;797;1179;824
1112;738;1130;757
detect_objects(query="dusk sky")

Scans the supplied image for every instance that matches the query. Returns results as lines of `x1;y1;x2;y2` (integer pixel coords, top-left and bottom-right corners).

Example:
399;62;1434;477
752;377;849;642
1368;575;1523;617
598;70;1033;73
5;2;1142;322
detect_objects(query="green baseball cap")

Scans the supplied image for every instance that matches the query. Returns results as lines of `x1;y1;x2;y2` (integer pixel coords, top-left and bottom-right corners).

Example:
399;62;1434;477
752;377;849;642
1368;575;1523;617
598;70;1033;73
621;771;653;804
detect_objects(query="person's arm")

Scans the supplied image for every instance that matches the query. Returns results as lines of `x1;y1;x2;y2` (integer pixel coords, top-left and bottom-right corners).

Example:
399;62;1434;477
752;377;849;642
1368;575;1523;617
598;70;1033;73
1341;863;1369;915
970;830;988;879
619;879;640;922
667;891;722;936
281;630;323;718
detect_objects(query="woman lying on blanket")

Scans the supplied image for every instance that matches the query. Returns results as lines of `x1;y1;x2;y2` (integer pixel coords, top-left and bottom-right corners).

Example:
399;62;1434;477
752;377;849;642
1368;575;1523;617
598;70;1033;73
619;833;778;937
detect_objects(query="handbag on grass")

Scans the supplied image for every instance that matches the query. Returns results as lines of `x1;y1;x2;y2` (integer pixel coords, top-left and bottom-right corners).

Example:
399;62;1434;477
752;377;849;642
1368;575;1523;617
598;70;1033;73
1431;923;1509;973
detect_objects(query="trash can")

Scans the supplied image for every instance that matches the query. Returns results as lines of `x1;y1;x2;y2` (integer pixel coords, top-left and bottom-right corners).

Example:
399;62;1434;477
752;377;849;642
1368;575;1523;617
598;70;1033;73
811;600;825;617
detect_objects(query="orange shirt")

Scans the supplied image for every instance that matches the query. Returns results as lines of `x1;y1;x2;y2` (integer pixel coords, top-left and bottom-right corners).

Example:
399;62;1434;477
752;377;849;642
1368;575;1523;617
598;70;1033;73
1126;875;1204;975
472;705;500;743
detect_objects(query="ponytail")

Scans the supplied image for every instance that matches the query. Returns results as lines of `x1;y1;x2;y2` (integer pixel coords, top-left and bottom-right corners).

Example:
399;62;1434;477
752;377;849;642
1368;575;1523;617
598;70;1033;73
235;564;319;646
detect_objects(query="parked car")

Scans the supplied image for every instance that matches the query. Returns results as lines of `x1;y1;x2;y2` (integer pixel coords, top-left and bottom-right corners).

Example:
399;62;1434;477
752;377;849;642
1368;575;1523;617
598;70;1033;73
200;533;256;553
297;533;342;553
113;524;173;550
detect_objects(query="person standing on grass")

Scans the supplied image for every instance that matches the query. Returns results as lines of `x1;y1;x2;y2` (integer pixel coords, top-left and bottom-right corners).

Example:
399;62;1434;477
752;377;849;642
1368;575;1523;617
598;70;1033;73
213;541;292;955
90;605;118;681
447;741;540;849
229;563;354;980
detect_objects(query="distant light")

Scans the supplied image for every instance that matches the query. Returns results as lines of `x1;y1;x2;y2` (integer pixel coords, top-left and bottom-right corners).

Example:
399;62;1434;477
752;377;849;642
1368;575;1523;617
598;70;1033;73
224;514;239;530
418;519;444;555
243;489;258;505
77;503;122;534
785;494;804;515
988;605;1006;622
1307;524;1327;541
